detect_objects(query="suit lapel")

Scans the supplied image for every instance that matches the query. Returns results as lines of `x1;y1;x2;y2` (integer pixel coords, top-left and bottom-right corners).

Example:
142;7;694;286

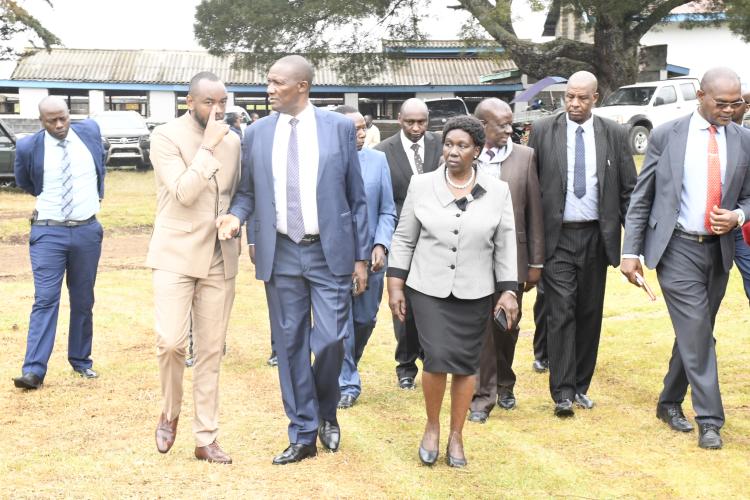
723;124;739;201
262;114;279;193
390;136;413;187
593;116;608;201
553;115;568;193
668;118;689;202
423;133;439;173
33;131;45;174
315;107;331;185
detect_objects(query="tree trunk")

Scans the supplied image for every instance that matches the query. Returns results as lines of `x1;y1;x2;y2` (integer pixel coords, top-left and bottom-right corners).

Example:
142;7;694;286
592;20;640;97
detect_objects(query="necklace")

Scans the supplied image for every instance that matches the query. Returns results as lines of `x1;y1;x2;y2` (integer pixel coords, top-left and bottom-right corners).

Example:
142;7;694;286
445;167;475;190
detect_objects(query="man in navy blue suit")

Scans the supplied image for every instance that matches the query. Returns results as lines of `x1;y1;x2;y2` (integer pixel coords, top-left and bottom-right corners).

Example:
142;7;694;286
217;55;369;464
13;96;105;389
332;105;397;410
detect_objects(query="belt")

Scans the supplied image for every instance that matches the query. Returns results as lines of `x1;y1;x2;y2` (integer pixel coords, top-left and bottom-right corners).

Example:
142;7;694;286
673;229;718;243
278;232;321;244
31;215;97;227
562;220;598;229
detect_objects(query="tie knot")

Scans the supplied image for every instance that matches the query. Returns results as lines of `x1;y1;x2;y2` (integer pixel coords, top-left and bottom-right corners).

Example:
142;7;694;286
576;126;584;135
411;143;420;152
486;148;496;159
289;117;299;128
708;124;718;135
57;139;68;148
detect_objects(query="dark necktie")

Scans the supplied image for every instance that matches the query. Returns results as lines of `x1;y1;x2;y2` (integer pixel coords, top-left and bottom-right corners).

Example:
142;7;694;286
486;148;496;160
58;139;73;219
411;143;424;174
705;125;721;233
573;126;586;199
286;117;305;243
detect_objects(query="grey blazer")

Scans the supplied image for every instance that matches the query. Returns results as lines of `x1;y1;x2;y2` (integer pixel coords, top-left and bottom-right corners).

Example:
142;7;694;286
622;115;750;272
387;166;517;299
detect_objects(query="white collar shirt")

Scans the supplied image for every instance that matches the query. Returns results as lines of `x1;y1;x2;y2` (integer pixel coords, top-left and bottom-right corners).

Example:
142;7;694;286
476;141;513;179
400;131;426;176
563;114;598;222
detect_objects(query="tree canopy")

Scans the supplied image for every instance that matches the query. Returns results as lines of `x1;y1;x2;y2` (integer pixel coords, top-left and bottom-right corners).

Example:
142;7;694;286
0;0;61;60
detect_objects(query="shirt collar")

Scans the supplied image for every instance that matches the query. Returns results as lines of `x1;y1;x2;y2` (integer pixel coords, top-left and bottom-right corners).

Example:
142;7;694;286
400;130;425;153
44;128;77;146
690;110;724;134
566;113;594;134
280;101;315;125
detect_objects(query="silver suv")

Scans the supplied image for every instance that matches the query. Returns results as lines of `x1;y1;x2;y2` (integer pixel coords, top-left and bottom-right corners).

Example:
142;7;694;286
93;111;151;170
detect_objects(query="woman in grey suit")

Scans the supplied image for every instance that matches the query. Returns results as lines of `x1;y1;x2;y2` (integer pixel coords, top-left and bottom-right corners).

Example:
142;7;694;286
387;116;518;467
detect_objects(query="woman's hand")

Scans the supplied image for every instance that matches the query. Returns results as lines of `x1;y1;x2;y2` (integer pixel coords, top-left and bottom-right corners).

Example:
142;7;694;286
494;291;519;331
387;277;407;322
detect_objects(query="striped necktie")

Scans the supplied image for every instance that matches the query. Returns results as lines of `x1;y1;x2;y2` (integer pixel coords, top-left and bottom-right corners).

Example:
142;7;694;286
573;126;586;198
286;117;305;243
411;143;424;174
705;125;722;233
58;139;74;220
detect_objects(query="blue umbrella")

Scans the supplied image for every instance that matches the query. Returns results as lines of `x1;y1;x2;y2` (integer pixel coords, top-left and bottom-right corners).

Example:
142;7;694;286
510;76;568;104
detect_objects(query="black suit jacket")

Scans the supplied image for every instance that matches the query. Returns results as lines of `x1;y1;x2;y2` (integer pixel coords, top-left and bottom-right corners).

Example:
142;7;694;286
527;113;637;266
375;131;442;216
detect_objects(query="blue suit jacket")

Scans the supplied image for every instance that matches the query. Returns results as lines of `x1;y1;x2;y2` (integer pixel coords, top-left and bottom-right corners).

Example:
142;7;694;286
230;106;369;280
358;147;397;254
14;119;106;199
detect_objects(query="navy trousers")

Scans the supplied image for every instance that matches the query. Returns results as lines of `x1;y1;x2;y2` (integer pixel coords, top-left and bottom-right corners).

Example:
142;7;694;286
265;235;351;446
23;221;103;378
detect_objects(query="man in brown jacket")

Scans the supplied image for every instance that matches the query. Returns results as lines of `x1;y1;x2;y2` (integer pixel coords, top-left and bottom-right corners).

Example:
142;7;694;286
469;98;545;422
146;72;241;463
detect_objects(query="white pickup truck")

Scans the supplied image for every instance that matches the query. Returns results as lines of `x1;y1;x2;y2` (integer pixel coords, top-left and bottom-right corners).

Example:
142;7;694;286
592;77;700;154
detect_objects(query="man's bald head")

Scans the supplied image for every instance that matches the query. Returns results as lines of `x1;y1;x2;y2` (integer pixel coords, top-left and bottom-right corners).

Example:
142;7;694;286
565;71;599;124
698;67;742;127
400;98;428;115
700;67;740;94
474;98;511;122
38;96;68;116
38;96;70;140
271;55;315;86
267;55;315;115
474;98;513;149
567;71;598;93
398;98;429;142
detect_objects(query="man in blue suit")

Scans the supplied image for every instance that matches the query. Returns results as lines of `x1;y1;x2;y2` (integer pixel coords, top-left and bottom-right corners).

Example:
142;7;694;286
13;96;105;389
217;55;369;464
333;105;397;409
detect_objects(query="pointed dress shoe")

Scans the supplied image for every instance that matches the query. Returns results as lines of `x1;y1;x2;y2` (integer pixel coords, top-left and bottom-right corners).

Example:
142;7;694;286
195;440;232;464
554;399;575;417
337;394;357;409
272;443;317;465
13;372;43;389
532;359;549;373
267;352;278;367
419;444;439;466
73;367;98;379
155;413;179;453
497;392;516;410
398;377;416;390
698;424;722;449
445;435;467;468
318;420;341;451
468;410;489;423
574;393;594;409
656;404;694;432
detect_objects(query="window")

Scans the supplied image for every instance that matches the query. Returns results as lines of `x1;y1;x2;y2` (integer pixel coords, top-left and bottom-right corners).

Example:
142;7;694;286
680;83;698;101
654;86;677;106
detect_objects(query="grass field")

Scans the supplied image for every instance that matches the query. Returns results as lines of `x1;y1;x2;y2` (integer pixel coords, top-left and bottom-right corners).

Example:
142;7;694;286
1;169;749;498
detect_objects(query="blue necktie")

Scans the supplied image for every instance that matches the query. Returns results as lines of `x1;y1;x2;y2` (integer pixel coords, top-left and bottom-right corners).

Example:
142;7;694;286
573;126;586;199
58;139;74;219
286;117;305;243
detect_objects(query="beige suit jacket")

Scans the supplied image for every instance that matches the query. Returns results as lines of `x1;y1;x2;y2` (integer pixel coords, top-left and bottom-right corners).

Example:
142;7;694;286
146;113;241;279
388;166;517;299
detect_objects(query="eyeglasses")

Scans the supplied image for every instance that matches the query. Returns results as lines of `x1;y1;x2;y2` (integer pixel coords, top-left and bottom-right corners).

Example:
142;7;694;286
708;97;747;110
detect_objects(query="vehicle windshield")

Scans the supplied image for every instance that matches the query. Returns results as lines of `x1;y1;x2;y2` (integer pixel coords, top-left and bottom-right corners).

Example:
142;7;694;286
94;113;147;129
426;100;467;119
601;87;656;107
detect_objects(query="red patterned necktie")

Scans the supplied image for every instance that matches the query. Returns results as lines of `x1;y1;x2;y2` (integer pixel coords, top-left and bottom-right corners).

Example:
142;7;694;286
704;125;721;234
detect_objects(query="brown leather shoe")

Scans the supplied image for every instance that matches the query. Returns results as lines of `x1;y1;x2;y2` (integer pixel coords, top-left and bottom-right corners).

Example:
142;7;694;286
195;440;232;464
155;413;179;453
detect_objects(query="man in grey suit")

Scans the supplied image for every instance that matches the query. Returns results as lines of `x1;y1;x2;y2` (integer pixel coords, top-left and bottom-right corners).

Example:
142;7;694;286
218;55;369;464
375;98;442;390
621;67;750;449
468;98;545;422
528;71;637;417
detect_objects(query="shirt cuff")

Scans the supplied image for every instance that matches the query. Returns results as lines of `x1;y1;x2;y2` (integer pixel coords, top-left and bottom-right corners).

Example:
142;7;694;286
622;254;640;259
733;208;745;227
386;267;408;280
529;264;543;269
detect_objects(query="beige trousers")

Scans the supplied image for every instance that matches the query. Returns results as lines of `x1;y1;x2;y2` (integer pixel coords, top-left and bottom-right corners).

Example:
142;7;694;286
153;245;235;447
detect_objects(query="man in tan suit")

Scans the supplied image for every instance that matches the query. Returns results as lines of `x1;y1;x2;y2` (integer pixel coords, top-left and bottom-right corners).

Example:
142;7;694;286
146;72;241;463
469;98;545;423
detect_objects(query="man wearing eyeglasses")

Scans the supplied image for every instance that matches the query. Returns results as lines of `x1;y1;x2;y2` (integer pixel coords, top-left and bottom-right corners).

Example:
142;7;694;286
621;68;750;449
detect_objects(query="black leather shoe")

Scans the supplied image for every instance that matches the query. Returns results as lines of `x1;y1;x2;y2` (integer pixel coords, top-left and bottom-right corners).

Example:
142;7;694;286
554;399;575;417
318;420;340;452
418;445;438;466
445;435;467;468
337;394;357;409
656;404;694;432
398;377;416;390
532;359;549;373
267;353;278;367
574;393;594;409
497;392;516;410
467;410;488;423
73;367;98;379
13;372;42;389
272;443;317;465
698;424;722;449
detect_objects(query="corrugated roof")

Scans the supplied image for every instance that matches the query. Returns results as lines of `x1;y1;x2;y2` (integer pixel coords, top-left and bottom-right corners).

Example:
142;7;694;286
11;48;517;86
383;39;501;49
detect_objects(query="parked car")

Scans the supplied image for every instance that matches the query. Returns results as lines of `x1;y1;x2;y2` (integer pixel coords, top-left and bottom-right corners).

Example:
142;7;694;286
92;111;151;170
0;118;17;185
424;97;469;132
592;77;700;154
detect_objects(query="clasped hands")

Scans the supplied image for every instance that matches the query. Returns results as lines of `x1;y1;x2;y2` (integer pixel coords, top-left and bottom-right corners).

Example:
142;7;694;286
216;214;241;240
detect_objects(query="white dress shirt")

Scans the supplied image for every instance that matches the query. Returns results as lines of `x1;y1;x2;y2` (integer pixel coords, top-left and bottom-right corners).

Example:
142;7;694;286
36;128;100;221
272;102;320;235
476;141;513;179
563;114;598;222
400;131;425;176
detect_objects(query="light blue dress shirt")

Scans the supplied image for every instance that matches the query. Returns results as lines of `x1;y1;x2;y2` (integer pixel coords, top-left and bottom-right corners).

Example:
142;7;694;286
563;114;598;222
36;128;100;221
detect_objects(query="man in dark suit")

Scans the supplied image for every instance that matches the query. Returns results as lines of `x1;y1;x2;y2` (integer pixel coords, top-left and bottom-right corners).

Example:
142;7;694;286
218;55;369;464
469;98;545;422
375;98;441;390
621;67;750;449
730;90;750;305
528;71;637;417
13;96;105;389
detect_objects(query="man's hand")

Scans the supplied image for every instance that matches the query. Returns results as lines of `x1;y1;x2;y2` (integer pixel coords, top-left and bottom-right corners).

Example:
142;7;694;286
524;267;542;292
352;260;367;297
248;245;256;264
203;104;230;149
620;257;643;286
371;245;386;272
387;278;407;322
216;214;240;240
708;205;739;235
494;291;519;330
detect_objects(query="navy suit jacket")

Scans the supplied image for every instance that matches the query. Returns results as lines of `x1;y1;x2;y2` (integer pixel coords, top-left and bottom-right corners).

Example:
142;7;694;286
14;119;106;199
230;106;369;281
357;147;397;253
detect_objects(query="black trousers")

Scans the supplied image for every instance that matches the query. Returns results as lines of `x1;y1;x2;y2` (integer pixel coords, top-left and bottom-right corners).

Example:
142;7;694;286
393;294;422;379
532;282;547;362
544;223;608;402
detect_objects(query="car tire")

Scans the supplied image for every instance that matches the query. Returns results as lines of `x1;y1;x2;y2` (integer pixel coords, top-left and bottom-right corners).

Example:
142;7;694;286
629;125;649;155
135;160;152;171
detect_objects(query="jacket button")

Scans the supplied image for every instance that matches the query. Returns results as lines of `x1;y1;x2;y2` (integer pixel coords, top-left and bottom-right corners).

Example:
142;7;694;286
453;230;458;234
451;247;457;252
450;264;455;269
456;213;461;217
